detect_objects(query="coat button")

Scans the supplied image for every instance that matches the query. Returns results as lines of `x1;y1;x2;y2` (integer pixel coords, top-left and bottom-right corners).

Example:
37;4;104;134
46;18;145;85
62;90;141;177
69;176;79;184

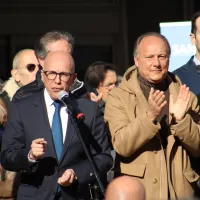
153;179;157;184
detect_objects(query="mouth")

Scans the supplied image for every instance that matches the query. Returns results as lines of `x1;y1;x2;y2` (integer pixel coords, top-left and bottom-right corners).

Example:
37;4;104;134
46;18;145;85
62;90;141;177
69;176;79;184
152;69;162;73
52;88;63;92
152;68;162;71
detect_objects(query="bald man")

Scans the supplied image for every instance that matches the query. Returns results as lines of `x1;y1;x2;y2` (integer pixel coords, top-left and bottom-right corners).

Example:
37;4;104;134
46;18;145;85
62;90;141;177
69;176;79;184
105;176;145;200
11;49;39;87
0;49;39;107
1;51;112;200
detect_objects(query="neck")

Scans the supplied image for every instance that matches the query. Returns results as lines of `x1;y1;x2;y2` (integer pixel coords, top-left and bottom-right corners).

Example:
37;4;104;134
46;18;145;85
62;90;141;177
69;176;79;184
195;52;200;63
138;73;168;91
137;71;169;100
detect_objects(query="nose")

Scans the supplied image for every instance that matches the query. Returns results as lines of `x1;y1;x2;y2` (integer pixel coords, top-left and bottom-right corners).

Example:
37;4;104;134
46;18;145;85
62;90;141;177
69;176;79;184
153;56;160;66
54;74;61;83
109;84;116;90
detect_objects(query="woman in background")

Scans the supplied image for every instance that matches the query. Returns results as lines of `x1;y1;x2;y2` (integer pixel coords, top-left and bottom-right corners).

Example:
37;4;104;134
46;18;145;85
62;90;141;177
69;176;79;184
85;61;118;185
85;61;118;115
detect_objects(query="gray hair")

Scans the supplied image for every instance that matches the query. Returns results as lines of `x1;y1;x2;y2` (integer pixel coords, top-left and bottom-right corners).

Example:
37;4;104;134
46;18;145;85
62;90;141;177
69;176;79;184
133;32;171;57
34;30;75;60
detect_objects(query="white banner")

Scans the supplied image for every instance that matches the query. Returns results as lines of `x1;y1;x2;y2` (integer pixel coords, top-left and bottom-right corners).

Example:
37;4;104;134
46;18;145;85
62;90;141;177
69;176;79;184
160;21;195;72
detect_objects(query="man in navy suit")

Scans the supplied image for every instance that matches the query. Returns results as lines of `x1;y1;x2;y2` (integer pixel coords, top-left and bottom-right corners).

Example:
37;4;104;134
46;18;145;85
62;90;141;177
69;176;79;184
173;11;200;196
1;51;112;200
173;11;200;101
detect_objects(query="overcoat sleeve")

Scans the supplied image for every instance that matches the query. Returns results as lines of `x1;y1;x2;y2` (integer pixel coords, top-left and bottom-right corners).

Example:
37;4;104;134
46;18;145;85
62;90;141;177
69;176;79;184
104;91;161;157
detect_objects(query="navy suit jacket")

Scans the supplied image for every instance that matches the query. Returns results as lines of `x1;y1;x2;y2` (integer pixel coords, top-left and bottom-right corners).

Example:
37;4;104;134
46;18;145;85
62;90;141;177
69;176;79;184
1;90;112;200
173;56;200;177
173;56;200;97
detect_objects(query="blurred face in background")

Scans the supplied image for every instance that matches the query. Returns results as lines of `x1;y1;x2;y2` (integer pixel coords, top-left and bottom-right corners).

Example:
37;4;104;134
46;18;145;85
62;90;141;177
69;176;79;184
97;70;117;102
11;49;39;86
39;39;71;67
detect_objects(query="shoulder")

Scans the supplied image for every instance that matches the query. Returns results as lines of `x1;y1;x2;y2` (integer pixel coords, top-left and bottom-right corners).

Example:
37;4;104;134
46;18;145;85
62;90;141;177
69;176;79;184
12;90;44;107
13;80;44;101
173;64;186;75
108;86;124;100
75;96;99;110
173;56;194;74
106;86;133;111
168;71;181;82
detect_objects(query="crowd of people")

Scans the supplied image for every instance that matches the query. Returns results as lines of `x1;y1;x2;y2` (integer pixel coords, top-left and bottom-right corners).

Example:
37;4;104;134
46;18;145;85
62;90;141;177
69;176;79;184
1;9;200;200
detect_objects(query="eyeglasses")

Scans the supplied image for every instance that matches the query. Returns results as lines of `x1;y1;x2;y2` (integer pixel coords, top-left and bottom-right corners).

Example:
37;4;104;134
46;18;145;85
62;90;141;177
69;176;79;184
101;82;119;89
18;64;38;72
42;70;74;82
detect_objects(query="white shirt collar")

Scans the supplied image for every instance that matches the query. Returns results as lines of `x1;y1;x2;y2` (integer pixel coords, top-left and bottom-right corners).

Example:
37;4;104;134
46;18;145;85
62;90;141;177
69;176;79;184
43;89;68;143
44;89;54;107
193;56;200;65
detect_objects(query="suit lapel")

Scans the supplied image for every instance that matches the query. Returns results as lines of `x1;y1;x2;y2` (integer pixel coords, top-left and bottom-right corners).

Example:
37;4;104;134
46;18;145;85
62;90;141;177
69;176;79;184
32;90;57;159
59;114;76;164
181;58;200;95
59;95;80;164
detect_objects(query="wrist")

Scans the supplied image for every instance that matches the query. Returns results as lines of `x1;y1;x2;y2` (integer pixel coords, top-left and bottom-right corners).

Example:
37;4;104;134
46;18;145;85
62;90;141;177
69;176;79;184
29;150;37;160
170;113;182;124
146;112;157;122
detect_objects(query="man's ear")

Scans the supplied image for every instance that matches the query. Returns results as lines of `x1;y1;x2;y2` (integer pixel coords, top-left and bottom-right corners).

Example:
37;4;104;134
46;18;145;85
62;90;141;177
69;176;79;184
38;58;44;68
72;73;77;84
190;33;196;45
134;56;139;68
40;70;45;82
11;69;20;82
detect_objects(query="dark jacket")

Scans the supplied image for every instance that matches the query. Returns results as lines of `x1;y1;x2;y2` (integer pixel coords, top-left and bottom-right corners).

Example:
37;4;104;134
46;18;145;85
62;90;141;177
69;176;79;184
173;56;200;98
1;90;112;200
12;71;44;101
0;126;3;150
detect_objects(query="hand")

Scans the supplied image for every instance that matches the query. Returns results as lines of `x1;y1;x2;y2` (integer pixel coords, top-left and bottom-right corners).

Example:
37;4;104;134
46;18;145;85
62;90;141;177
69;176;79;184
169;84;190;122
89;92;103;103
58;169;77;187
29;138;47;160
147;88;167;121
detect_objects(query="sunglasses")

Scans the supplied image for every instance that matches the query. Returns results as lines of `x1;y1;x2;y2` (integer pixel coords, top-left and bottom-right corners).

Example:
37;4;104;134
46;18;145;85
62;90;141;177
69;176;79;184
26;64;38;72
18;64;41;72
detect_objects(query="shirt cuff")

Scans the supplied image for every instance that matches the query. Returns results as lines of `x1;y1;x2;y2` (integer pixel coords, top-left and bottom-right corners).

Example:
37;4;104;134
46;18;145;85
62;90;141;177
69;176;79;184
28;150;38;163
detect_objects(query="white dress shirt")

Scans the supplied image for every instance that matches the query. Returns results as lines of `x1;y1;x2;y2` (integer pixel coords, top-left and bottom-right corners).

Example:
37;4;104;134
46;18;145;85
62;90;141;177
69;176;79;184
44;89;68;143
193;56;200;66
28;89;69;162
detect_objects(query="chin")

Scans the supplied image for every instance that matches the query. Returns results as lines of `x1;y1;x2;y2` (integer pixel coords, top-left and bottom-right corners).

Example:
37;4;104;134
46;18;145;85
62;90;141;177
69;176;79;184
151;75;166;83
51;93;59;100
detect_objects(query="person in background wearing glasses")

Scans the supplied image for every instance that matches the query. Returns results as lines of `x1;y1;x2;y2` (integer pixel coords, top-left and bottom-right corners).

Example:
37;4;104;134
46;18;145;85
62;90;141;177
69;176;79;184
84;61;118;116
0;49;39;109
84;61;118;185
13;30;87;101
1;51;112;200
